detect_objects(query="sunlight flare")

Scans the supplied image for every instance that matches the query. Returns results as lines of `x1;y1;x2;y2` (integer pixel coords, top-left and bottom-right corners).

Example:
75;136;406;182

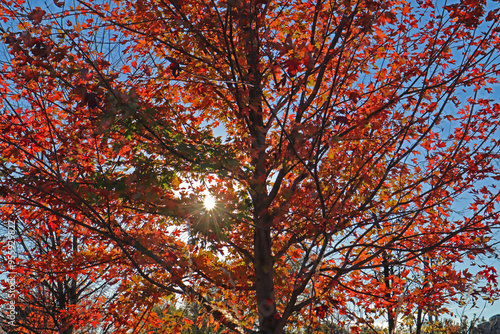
203;194;216;211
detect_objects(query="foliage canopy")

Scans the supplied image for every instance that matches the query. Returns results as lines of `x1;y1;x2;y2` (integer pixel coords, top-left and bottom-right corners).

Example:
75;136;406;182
1;0;500;333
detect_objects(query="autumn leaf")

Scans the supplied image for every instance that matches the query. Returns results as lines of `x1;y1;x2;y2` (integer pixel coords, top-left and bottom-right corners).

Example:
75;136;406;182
166;57;181;77
27;8;46;24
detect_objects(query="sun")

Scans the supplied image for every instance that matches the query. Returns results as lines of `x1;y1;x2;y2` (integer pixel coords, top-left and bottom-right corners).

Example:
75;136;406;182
203;194;216;211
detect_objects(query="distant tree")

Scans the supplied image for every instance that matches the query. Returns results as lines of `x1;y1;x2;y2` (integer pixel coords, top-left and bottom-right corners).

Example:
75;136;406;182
0;211;144;334
144;299;225;334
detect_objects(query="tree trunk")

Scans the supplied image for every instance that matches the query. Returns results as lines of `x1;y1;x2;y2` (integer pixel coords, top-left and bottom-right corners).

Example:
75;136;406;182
416;308;423;334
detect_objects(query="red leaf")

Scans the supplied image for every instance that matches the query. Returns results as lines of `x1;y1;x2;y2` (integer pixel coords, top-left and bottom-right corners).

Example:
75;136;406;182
27;8;46;24
333;115;349;125
284;58;301;76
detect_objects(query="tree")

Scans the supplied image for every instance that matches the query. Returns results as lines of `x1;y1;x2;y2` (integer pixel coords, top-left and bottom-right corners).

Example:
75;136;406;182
0;209;152;334
1;0;500;333
342;252;499;334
